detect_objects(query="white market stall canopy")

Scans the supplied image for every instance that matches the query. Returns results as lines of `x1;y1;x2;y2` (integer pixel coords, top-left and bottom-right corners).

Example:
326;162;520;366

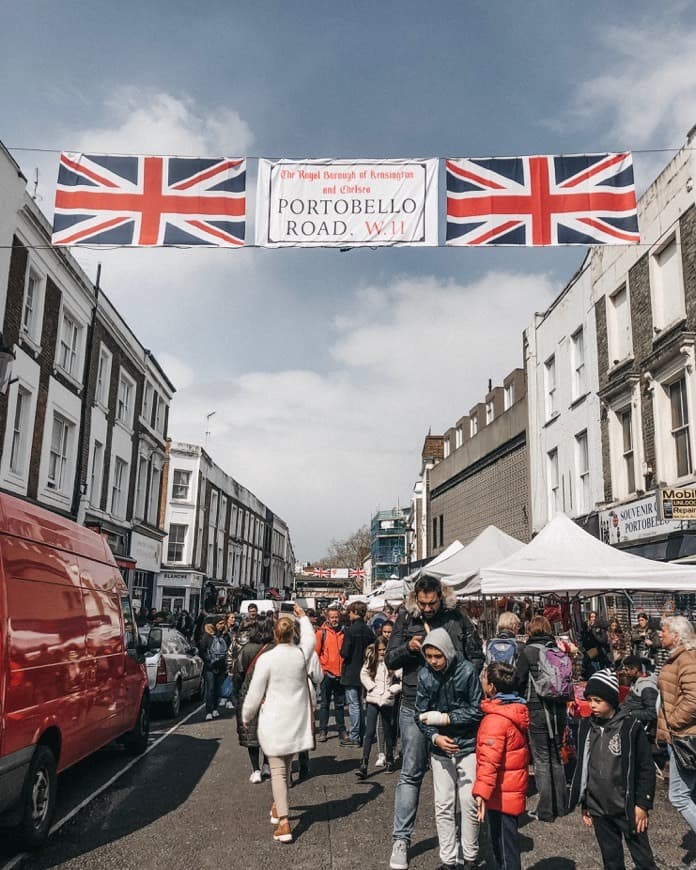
439;526;525;593
369;577;409;602
480;514;696;596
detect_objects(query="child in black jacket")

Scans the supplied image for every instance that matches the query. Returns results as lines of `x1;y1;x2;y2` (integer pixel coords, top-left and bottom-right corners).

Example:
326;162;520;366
569;669;657;870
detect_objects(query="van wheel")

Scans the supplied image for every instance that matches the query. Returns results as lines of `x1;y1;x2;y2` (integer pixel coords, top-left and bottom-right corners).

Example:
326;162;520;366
123;695;150;755
167;681;181;718
19;745;57;849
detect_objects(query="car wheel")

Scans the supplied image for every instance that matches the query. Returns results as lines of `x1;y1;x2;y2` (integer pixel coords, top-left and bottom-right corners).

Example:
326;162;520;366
123;694;150;755
168;681;182;718
18;745;57;849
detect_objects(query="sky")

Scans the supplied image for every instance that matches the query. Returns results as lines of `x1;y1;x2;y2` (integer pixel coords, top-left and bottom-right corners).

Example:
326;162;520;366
1;1;695;560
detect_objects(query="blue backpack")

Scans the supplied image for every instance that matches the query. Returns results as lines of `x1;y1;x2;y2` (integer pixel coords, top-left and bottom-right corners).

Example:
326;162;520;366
485;637;519;667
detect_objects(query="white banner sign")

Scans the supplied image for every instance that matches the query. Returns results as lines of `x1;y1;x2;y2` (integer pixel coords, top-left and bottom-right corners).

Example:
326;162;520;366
256;159;438;247
599;494;683;545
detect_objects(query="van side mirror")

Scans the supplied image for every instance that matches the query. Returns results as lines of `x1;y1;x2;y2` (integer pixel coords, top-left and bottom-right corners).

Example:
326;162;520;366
147;627;163;652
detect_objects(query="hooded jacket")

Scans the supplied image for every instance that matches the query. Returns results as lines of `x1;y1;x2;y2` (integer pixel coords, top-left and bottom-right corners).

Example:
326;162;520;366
414;627;483;757
569;709;655;826
315;623;344;678
473;696;530;816
620;672;658;726
385;590;484;706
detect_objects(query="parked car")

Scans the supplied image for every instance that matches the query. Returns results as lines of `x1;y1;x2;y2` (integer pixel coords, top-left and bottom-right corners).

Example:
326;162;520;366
0;492;149;848
141;626;203;717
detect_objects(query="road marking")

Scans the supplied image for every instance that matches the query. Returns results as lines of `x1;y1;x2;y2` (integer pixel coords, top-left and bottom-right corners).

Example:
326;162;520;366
1;703;205;870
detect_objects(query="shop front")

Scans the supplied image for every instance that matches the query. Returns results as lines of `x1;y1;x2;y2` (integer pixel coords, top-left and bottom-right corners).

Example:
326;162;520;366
130;531;163;614
155;571;204;617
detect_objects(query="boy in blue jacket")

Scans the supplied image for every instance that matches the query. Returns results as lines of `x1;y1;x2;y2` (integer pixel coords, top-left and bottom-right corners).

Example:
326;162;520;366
415;627;483;870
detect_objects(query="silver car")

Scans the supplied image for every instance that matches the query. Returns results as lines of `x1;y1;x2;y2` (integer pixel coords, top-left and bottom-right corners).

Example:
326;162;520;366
142;626;203;717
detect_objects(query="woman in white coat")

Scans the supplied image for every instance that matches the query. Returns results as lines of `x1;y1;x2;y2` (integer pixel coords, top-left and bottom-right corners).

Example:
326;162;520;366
243;604;315;843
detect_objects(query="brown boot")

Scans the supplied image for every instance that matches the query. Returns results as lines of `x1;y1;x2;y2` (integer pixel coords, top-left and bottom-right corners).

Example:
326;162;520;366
273;818;293;843
270;803;279;824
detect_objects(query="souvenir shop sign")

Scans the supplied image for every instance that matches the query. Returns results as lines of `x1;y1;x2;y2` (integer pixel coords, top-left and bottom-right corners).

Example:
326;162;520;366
599;493;683;545
659;486;696;521
256;159;438;247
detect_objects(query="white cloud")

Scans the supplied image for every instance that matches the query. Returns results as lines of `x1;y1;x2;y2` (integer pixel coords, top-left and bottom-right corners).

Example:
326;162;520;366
155;352;196;392
169;271;557;559
564;18;696;187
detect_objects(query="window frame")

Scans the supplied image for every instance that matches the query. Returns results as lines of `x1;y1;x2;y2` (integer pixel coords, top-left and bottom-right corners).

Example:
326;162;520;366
57;309;82;379
650;233;685;333
571;326;586;400
167;523;188;563
172;468;191;501
116;369;136;429
544;354;557;420
47;413;72;492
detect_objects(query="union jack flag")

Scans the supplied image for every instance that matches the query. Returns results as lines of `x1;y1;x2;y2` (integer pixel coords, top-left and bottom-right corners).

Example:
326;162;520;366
446;153;639;246
52;153;246;247
312;567;331;578
349;568;367;579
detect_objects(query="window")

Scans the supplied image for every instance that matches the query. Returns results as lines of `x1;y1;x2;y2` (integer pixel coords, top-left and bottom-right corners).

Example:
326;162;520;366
148;464;161;525
608;285;632;364
58;312;81;377
210;490;219;526
96;347;112;407
670;378;692;478
432;516;438;550
504;383;514;410
220;495;228;530
575;431;590;514
470;415;478;437
167;524;187;562
47;414;72;491
22;271;38;336
545;355;557;419
90;440;104;506
620;408;636;494
443;438;450;458
486;401;494;424
116;372;134;426
135;456;148;518
142;382;153;423
652;236;685;331
153;394;163;432
571;327;585;399
439;514;444;548
110;457;128;517
455;426;463;449
9;387;30;474
172;469;191;500
207;537;214;574
547;448;559;515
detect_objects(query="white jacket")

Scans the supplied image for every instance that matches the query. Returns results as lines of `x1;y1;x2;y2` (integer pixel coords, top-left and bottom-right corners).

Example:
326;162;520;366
360;660;402;707
242;616;315;756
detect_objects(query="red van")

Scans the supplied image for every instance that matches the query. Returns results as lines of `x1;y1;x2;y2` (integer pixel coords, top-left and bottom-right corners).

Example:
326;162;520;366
0;493;150;846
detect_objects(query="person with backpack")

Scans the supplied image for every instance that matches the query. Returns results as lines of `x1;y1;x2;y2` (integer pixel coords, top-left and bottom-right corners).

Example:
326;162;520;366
232;616;275;782
485;613;523;669
516;615;573;822
199;615;229;720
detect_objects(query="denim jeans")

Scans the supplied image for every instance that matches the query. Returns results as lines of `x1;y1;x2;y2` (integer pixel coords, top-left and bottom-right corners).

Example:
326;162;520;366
528;724;567;820
392;703;429;845
345;685;363;742
318;674;346;734
668;745;696;833
488;810;521;870
204;669;225;713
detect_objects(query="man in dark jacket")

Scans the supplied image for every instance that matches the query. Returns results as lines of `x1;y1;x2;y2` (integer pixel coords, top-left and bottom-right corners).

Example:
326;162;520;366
385;576;484;870
620;655;658;737
340;601;375;746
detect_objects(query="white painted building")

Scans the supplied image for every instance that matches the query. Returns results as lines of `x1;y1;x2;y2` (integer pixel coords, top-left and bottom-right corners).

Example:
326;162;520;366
525;259;604;532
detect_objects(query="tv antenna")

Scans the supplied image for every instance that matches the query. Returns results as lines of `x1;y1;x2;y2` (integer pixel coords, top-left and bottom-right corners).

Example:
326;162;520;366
204;410;216;447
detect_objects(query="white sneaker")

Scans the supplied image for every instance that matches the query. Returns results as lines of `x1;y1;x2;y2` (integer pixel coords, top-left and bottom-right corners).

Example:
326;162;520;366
225;700;235;710
205;713;213;721
389;839;409;869
218;698;227;707
261;763;271;778
250;770;263;783
212;710;220;719
375;752;386;768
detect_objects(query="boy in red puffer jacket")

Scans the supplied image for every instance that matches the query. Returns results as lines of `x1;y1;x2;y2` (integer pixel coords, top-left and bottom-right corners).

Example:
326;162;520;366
473;661;530;870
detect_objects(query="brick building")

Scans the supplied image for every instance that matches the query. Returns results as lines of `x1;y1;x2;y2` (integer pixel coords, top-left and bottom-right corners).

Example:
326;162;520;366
159;442;295;614
0;138;174;608
424;368;530;557
593;137;696;560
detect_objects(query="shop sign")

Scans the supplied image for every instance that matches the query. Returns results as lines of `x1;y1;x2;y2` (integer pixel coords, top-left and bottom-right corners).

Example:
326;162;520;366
131;532;162;573
659;487;696;521
599;493;684;545
158;572;191;588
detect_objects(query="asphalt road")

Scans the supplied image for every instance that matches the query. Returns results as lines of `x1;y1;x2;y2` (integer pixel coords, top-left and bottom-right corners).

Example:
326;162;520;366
2;703;696;870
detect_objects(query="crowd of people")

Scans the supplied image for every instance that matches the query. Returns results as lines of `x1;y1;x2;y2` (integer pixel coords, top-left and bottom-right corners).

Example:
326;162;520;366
146;586;696;869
